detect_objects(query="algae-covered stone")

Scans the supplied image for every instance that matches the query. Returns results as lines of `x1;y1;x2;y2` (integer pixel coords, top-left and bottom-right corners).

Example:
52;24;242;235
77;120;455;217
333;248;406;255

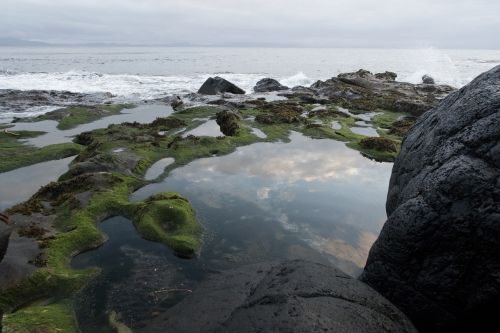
216;110;240;136
133;192;202;257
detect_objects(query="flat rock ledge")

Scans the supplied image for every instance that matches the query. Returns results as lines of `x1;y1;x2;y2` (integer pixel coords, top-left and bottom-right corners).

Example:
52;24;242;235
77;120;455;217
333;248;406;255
148;260;417;333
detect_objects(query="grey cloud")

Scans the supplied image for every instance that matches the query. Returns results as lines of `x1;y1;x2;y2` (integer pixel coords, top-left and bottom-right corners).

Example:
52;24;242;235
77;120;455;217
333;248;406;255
0;0;498;48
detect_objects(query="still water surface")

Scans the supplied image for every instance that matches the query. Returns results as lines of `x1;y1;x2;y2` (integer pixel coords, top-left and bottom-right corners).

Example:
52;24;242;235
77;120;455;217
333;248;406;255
73;131;392;331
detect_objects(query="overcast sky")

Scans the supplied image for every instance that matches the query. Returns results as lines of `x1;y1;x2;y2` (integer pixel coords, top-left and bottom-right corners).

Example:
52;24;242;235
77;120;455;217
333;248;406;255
1;0;499;48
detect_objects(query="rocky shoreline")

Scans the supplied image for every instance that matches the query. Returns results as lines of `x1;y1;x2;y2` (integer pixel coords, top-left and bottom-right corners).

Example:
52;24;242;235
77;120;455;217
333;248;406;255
1;66;496;332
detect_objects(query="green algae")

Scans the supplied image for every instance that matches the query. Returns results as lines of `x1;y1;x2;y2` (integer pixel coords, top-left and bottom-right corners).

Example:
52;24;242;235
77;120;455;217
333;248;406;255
34;104;133;130
3;300;78;333
0;130;83;173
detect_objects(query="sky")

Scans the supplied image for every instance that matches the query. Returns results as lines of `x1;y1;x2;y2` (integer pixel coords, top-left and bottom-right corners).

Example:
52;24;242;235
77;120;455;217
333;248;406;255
1;0;499;48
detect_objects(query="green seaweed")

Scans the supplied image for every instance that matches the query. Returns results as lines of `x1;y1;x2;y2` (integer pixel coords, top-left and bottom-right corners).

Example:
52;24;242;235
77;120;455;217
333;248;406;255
3;300;78;333
0;130;83;173
36;104;133;130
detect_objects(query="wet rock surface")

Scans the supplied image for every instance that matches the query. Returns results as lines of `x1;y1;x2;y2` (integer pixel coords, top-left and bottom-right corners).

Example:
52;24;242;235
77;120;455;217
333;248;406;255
147;260;417;333
307;69;455;116
198;77;245;95
361;65;500;332
1;89;114;117
253;78;289;92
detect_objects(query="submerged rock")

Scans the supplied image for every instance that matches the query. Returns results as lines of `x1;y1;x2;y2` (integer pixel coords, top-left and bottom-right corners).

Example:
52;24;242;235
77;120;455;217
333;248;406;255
198;77;245;95
422;74;435;84
147;260;417;333
361;65;500;332
216;110;240;136
253;78;289;92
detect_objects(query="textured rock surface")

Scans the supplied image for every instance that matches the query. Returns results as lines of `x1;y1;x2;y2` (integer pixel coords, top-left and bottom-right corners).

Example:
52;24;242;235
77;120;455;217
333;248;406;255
216;110;240;136
198;76;245;95
253;78;289;92
147;260;417;333
361;65;500;332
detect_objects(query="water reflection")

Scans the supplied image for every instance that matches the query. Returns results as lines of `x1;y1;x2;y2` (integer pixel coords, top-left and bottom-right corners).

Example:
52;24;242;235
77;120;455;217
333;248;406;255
10;104;172;147
144;157;175;180
182;120;223;137
132;131;391;274
351;126;379;137
0;156;74;210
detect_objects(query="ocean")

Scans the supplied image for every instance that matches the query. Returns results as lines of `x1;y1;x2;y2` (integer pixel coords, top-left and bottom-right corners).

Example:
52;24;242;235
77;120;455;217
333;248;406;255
1;46;500;120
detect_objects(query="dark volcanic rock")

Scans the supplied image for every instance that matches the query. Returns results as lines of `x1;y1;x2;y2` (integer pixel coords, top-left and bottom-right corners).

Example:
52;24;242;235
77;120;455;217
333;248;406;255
361;65;500;332
198;77;245;95
422;74;435;84
253;78;289;92
216;110;240;136
147;260;417;333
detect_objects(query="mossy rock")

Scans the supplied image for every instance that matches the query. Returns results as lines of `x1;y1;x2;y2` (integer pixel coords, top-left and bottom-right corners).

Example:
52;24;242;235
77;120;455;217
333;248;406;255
3;300;78;333
0;130;83;173
133;192;202;257
35;104;133;130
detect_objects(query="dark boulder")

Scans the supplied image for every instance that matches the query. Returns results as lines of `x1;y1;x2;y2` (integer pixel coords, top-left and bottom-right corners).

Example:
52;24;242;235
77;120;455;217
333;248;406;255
253;78;289;92
216;110;240;136
198;77;245;95
361;65;500;332
147;260;417;333
422;74;435;84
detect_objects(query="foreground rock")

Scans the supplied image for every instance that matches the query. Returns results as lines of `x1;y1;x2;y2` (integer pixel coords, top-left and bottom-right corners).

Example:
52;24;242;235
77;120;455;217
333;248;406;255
305;69;455;116
148;260;417;333
253;78;289;92
361;65;500;332
198;77;245;95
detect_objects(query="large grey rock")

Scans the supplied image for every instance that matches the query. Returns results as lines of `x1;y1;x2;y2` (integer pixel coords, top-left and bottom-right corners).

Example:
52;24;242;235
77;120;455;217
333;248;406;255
361;65;500;332
147;260;417;333
253;78;289;92
198;77;245;95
